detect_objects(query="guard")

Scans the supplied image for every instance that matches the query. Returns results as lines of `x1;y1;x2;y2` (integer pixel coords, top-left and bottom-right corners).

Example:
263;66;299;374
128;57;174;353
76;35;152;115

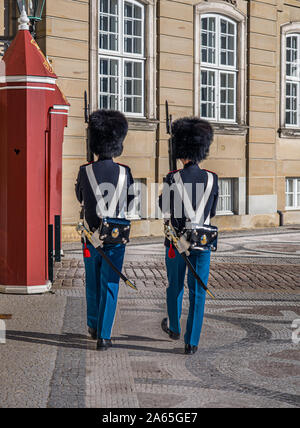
159;117;219;355
75;110;134;351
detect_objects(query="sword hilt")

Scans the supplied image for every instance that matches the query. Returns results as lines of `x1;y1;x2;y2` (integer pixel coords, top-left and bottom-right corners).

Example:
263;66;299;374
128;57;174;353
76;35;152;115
75;222;138;291
165;223;216;299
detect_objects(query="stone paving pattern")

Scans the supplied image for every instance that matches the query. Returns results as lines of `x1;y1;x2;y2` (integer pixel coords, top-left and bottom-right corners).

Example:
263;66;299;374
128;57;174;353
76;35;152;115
0;226;299;408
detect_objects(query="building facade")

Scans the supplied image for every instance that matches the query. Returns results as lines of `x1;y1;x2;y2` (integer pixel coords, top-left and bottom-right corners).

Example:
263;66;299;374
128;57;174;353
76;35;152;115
1;0;300;240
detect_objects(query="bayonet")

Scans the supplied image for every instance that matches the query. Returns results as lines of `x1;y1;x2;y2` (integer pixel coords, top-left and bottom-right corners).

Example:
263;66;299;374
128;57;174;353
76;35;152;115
165;100;177;172
84;91;94;163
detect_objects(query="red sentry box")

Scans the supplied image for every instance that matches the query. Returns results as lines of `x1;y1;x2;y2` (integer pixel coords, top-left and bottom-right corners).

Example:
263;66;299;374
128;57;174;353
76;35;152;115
0;29;69;294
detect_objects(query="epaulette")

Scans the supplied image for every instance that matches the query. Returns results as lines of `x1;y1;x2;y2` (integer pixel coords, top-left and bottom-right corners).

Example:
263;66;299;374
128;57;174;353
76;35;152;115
117;162;129;168
203;168;216;174
168;168;182;174
81;161;95;168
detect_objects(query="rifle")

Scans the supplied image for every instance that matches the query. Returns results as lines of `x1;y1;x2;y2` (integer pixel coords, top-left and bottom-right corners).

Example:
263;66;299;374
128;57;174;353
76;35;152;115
165;101;177;172
84;91;94;163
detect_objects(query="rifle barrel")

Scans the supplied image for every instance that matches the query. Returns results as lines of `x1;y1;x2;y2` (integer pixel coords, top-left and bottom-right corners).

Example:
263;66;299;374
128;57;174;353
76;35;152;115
165;100;170;135
84;90;88;124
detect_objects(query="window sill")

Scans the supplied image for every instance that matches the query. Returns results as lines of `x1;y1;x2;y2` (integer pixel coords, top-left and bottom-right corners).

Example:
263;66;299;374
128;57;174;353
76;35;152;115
278;128;300;139
212;123;248;136
216;212;235;216
128;118;159;132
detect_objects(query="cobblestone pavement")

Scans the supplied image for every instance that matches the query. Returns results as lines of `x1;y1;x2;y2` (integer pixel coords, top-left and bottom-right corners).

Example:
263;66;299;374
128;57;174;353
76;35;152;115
0;226;299;408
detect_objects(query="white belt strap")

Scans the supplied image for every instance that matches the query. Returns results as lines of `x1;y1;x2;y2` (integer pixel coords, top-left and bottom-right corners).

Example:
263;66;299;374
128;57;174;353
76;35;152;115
173;170;214;226
86;164;127;218
204;172;214;225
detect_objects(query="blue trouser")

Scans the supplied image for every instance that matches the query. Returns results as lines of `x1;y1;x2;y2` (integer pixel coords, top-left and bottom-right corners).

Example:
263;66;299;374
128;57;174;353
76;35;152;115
165;247;211;347
83;243;126;340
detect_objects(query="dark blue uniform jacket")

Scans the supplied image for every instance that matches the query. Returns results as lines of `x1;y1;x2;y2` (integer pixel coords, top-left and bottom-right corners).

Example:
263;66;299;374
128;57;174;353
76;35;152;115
159;162;219;247
75;159;134;231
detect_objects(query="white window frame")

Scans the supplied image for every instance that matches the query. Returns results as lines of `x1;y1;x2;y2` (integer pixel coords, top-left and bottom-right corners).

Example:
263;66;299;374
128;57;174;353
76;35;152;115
281;23;300;129
195;2;247;125
216;178;234;215
127;178;148;220
98;0;146;117
285;33;300;127
285;178;300;210
99;56;145;115
199;14;237;123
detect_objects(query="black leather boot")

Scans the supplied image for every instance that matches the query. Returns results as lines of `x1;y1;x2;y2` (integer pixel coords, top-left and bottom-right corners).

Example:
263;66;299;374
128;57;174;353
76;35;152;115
161;318;180;340
96;338;113;351
88;327;97;340
185;344;198;355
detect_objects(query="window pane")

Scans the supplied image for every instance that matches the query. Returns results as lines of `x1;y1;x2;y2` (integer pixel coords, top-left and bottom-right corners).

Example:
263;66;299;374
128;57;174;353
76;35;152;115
220;18;236;66
217;179;233;213
286;82;298;125
125;20;132;35
124;61;132;77
220;105;226;119
285;178;297;208
134;62;142;78
286;193;293;208
286;178;293;192
133;38;142;53
134;21;142;36
220;72;235;120
124;37;132;53
99;33;108;50
109;34;118;51
133;97;142;113
110;16;118;32
100;77;108;92
124;3;133;17
110;0;118;14
124;2;143;54
228;22;235;35
200;70;216;119
134;79;142;95
100;0;109;13
134;5;142;19
286;36;298;78
201;16;216;65
100;15;108;31
124;61;143;114
110;95;118;110
99;58;119;110
99;0;119;51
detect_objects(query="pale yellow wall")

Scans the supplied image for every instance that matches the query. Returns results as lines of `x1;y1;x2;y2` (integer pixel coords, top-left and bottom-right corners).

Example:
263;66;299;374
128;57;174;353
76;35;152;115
157;0;194;180
1;0;300;238
0;0;9;56
247;0;278;204
0;0;4;35
277;0;300;212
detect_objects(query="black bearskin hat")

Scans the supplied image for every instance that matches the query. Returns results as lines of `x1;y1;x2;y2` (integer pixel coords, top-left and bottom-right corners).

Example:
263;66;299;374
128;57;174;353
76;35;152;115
89;110;128;158
172;117;214;163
